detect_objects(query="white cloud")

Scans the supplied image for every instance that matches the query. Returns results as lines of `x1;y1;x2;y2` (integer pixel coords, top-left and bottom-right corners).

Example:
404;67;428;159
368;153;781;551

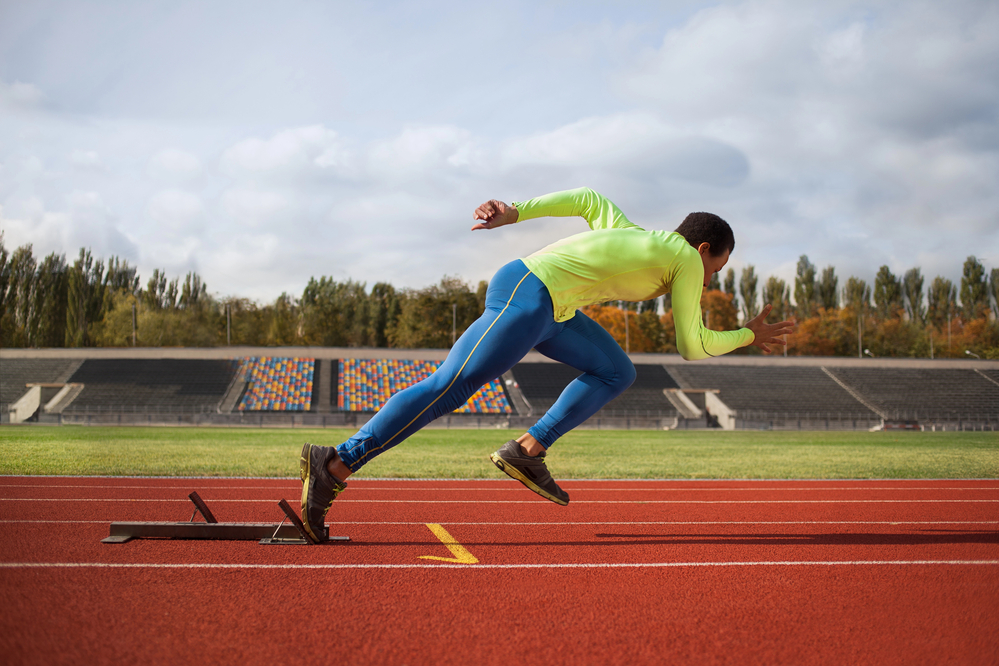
368;125;479;176
1;1;996;303
146;189;206;235
148;149;203;182
0;80;45;111
220;125;350;177
220;188;289;229
0;193;138;260
69;150;104;171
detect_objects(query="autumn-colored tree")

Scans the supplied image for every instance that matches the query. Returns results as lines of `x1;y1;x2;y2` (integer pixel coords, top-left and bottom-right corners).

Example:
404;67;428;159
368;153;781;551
579;305;655;353
700;289;739;331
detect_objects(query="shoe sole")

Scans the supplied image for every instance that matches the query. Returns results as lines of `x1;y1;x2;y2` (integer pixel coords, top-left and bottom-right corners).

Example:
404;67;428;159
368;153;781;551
490;452;569;506
299;443;322;544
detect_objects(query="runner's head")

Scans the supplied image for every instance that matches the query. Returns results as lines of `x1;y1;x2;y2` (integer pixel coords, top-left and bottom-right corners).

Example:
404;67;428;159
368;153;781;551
675;212;735;257
676;212;734;288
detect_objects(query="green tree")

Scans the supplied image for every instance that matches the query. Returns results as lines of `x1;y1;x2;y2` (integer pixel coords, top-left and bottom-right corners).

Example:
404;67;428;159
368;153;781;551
902;268;925;325
0;236;9;332
739;265;759;321
723;268;738;314
301;277;369;346
219;297;269;346
842;277;870;311
143;269;179;310
475;280;488;314
268;293;300;345
817;266;838;311
390;276;480;349
66;249;105;346
706;272;720;291
960;256;988;320
926;277;957;329
32;252;69;347
4;245;37;346
178;272;208;311
990;268;999;319
761;276;792;320
873;265;903;319
794;255;817;318
368;282;400;348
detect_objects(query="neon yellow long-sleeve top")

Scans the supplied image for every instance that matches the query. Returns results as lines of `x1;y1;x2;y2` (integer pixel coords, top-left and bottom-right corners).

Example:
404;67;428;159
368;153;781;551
513;187;754;360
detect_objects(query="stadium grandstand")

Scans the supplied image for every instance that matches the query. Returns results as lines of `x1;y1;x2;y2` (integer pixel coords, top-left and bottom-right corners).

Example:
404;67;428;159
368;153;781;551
2;348;997;431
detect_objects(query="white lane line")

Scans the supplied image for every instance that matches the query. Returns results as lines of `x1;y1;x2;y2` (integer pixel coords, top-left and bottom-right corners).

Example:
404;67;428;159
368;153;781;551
1;560;997;570
2;484;997;492
2;519;997;526
2;498;999;505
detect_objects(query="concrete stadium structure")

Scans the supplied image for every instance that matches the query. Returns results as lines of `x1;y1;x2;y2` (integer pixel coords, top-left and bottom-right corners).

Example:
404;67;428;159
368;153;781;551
2;347;998;431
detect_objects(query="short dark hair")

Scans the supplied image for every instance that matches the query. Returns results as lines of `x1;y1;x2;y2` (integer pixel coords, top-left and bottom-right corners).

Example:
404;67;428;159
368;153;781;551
675;212;734;257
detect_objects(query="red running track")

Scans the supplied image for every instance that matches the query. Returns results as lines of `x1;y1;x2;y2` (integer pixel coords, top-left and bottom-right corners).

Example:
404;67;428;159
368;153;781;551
1;477;997;665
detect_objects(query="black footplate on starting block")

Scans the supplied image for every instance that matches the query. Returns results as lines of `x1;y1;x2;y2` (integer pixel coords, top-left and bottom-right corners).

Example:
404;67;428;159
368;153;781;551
102;491;350;545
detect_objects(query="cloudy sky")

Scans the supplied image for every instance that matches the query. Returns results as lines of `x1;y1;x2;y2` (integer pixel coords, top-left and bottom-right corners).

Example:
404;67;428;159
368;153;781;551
1;0;996;304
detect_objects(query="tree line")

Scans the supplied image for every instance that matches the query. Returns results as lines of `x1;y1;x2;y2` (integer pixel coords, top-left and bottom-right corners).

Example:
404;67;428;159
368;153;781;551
1;237;997;358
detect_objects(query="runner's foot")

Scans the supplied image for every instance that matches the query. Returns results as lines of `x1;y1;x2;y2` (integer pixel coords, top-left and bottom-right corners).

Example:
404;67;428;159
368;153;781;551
300;442;348;543
490;439;569;505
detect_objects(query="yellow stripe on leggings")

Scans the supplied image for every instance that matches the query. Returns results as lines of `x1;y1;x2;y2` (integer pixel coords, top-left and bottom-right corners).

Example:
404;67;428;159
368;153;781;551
357;270;533;464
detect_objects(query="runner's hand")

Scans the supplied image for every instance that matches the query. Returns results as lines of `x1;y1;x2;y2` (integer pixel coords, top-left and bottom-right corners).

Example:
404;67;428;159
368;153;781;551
745;304;795;353
472;200;518;230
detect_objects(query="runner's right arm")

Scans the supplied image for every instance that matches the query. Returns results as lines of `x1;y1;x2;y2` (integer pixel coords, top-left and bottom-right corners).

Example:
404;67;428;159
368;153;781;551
472;187;636;231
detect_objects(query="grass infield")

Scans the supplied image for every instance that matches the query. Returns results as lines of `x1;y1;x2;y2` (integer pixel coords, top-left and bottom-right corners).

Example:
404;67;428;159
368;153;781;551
0;425;996;479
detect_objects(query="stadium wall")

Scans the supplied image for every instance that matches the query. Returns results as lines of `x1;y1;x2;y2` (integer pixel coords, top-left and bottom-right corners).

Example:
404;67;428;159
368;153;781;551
3;348;997;431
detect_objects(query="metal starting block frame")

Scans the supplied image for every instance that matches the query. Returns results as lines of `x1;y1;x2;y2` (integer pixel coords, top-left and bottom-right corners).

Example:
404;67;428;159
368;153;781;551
102;492;349;546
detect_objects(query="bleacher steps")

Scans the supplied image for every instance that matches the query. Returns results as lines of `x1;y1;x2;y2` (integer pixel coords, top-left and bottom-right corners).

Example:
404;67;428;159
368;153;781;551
975;369;999;389
313;359;333;413
8;386;42;423
54;360;84;384
218;369;249;414
704;391;736;430
821;367;887;419
502;371;532;416
663;389;702;419
44;383;85;414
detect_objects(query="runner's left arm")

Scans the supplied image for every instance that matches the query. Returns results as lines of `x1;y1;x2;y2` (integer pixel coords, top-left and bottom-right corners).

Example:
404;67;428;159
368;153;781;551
671;260;754;360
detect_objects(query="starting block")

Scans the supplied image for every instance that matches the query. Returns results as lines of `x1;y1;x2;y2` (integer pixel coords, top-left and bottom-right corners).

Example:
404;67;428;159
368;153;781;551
101;492;349;546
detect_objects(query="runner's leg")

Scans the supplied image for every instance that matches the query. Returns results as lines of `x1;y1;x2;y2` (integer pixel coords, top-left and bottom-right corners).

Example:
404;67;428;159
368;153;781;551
336;261;557;472
527;310;636;448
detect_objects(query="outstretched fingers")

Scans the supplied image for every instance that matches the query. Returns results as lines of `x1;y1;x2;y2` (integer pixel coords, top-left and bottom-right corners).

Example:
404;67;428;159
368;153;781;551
746;303;796;354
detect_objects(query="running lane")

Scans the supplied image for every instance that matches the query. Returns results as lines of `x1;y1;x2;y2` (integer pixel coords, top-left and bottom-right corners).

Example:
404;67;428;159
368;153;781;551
1;478;997;665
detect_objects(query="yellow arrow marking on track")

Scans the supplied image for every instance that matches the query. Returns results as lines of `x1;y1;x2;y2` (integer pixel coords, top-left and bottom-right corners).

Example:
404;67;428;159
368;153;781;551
419;523;479;564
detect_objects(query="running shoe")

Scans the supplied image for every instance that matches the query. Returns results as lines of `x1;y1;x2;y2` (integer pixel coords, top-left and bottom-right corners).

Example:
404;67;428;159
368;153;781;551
490;439;569;506
300;442;348;543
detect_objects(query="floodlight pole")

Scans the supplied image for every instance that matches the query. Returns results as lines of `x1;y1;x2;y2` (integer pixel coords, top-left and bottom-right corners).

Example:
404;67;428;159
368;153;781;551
624;303;630;354
857;311;862;359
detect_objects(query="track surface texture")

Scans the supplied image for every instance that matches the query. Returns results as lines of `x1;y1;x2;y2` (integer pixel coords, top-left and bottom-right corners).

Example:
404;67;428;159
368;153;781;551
1;476;997;665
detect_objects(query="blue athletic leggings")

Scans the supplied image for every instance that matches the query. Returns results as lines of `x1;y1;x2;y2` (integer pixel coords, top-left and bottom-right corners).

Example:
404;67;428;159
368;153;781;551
336;259;636;472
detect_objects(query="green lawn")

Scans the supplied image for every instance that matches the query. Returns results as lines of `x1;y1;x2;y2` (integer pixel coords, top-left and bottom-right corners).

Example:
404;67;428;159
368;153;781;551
1;426;996;479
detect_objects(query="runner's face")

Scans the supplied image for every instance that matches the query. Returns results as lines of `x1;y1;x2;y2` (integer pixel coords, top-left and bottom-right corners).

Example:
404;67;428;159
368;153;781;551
698;244;730;288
